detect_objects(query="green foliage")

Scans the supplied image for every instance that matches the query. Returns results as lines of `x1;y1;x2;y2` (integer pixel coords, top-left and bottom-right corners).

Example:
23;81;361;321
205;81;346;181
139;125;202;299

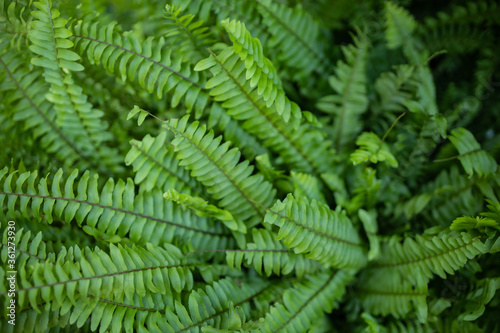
1;0;500;332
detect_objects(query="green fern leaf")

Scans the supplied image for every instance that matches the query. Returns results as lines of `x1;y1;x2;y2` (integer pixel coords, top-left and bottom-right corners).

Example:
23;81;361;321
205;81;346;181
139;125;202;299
166;115;276;227
0;167;233;251
448;127;497;177
255;271;353;333
225;228;320;277
71;18;210;117
351;132;398;168
264;194;366;269
125;131;202;194
370;230;487;285
316;33;369;150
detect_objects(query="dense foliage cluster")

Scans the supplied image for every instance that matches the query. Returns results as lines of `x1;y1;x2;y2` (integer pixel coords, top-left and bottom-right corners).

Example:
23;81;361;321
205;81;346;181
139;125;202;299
1;0;500;332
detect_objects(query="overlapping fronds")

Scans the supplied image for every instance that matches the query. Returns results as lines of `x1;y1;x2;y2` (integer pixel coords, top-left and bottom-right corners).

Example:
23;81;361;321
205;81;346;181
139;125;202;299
451;199;500;232
163;4;214;62
255;271;353;332
195;37;335;174
164;276;270;332
0;1;31;50
369;230;487;285
356;269;429;322
124;131;201;194
225;228;320;277
0;167;232;250
399;165;483;224
458;277;500;321
264;194;366;269
71;18;210;116
220;19;301;124
164;188;246;234
27;0;121;174
2;240;192;310
1;0;500;331
0;50;83;168
166;115;276;227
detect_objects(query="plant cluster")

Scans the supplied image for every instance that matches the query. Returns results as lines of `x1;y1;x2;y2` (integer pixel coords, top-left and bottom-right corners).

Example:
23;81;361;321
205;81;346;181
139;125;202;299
0;0;499;332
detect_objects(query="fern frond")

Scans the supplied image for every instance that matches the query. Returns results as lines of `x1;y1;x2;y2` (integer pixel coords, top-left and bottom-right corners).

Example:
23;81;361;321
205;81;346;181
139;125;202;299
223;228;320;277
28;0;121;174
7;292;173;333
256;0;330;82
419;2;500;54
0;50;87;168
459;277;500;321
316;33;369;150
0;227;55;274
207;103;269;160
385;1;417;51
0;167;233;251
356;269;428;322
164;188;247;234
255;270;353;333
264;194;366;269
163;4;214;62
195;46;335;174
164;276;270;332
290;171;326;203
125;131;202;194
0;1;31;50
374;65;415;115
71;18;210;116
171;0;269;44
2;241;193;312
220;18;301;123
448;128;497;178
351;132;398;168
166;115;276;227
399;165;483;224
370;230;488;285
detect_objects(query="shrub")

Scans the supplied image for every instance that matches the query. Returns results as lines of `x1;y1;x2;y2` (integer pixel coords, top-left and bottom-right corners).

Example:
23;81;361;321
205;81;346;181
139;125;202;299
1;0;499;332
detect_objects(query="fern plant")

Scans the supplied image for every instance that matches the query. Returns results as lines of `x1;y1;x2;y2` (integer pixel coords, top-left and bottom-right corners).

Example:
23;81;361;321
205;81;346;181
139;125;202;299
1;0;500;332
